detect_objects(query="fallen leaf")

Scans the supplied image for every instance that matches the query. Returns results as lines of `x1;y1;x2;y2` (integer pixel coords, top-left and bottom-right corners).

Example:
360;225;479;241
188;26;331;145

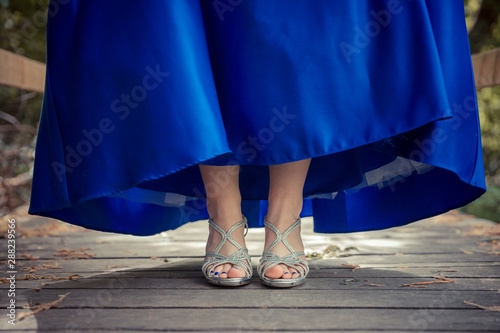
403;276;455;288
106;264;129;269
306;245;358;260
15;222;83;238
340;278;359;285
341;264;360;271
463;300;500;312
20;254;39;260
464;224;500;237
17;292;70;321
4;274;81;281
23;262;62;273
362;283;385;287
55;248;95;259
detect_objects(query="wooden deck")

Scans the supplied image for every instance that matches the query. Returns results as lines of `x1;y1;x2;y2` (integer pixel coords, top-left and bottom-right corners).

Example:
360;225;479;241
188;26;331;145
1;208;500;332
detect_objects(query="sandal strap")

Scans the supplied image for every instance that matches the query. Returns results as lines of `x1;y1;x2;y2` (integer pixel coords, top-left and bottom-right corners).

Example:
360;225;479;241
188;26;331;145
203;217;252;278
258;217;309;278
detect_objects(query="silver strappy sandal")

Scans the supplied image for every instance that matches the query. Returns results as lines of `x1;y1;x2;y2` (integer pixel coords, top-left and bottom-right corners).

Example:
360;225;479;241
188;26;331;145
258;217;309;288
202;217;253;286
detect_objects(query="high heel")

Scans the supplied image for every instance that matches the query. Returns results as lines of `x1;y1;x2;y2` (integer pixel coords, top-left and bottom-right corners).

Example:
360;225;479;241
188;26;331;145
258;217;309;287
202;217;253;286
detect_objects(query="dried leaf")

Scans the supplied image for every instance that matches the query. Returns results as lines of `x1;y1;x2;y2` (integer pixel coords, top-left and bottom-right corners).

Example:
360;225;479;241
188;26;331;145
16;222;83;239
23;262;62;273
55;247;95;259
17;292;70;321
306;245;358;260
4;273;81;281
341;264;360;271
463;300;500;312
106;264;129;269
464;224;500;237
340;278;359;285
362;283;385;287
20;254;39;260
403;276;454;287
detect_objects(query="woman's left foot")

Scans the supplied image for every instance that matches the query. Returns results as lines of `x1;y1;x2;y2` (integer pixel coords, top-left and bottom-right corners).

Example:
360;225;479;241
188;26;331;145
258;217;309;287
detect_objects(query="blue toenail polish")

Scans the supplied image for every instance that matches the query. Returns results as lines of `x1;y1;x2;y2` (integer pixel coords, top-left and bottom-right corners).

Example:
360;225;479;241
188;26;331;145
222;271;226;274
214;272;219;276
284;272;290;274
292;272;297;274
210;270;213;274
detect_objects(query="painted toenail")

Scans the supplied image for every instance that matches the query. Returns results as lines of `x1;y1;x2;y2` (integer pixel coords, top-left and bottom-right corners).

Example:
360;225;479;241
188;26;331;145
210;270;213;274
284;272;290;274
222;271;226;274
292;272;297;274
214;272;219;276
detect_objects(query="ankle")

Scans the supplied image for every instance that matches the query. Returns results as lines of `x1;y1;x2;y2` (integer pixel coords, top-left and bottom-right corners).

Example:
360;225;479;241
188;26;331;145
265;213;301;231
209;214;245;231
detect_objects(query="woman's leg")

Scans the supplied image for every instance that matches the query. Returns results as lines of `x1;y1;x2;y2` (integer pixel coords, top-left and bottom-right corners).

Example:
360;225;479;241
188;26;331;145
199;165;247;279
264;158;311;279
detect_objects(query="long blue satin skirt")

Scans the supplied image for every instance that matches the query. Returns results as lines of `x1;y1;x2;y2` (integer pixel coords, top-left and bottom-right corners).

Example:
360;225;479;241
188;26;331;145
29;0;486;235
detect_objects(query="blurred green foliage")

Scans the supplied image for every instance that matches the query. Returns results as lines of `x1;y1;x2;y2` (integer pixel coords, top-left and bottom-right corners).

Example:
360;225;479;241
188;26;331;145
0;1;499;221
463;0;500;222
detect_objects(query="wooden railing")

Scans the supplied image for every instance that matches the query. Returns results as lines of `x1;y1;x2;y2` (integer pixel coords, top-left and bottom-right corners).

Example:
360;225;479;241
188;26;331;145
472;48;500;90
0;49;45;93
0;48;499;93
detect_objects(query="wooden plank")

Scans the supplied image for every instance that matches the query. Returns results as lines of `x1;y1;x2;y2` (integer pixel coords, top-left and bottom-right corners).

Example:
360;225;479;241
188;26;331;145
3;258;499;277
5;289;499;309
5;275;498;292
2;308;498;332
0;49;45;92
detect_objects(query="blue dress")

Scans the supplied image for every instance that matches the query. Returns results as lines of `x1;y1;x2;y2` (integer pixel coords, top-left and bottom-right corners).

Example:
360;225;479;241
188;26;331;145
29;0;486;235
